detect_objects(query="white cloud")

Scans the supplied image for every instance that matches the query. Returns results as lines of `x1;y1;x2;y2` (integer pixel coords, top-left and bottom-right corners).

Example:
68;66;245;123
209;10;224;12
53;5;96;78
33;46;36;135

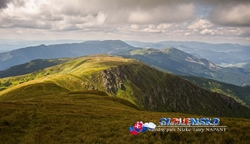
129;11;151;23
200;29;214;35
157;24;172;29
143;25;162;33
96;12;107;25
16;30;23;34
130;24;139;30
188;19;213;29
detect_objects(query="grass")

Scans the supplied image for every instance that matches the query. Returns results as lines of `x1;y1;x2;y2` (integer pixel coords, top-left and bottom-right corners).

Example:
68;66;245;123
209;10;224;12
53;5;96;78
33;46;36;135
0;55;137;92
0;91;249;144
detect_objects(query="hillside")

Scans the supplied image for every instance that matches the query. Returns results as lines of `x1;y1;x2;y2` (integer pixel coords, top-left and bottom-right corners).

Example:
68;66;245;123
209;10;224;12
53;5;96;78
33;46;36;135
0;55;249;118
181;76;250;107
0;58;70;78
0;40;134;70
116;48;250;86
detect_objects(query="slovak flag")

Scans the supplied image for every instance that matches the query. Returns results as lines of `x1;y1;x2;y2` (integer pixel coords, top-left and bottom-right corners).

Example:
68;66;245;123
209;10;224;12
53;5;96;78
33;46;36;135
133;121;143;132
129;121;147;135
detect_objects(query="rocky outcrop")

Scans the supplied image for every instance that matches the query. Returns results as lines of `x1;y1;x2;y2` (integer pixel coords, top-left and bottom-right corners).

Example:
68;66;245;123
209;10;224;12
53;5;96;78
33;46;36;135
101;67;126;95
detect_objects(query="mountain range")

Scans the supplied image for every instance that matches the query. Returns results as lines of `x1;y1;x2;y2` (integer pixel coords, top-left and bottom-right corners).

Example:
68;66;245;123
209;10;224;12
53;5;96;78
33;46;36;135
127;41;250;66
115;47;250;86
0;40;249;87
0;40;134;71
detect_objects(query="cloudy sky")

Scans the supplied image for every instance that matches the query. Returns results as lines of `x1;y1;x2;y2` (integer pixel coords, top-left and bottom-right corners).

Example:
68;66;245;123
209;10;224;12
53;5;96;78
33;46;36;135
0;0;250;45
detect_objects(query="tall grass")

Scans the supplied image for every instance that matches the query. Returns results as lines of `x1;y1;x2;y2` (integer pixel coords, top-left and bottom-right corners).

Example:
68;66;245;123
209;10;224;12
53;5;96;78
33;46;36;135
0;92;249;143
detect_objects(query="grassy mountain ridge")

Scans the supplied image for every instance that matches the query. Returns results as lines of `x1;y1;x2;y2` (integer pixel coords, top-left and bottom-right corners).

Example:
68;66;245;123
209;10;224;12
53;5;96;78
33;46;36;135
1;55;249;118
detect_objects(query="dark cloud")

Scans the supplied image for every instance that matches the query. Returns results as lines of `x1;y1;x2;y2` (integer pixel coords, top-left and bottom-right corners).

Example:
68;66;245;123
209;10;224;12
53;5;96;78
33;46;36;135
1;0;250;28
0;0;25;9
0;0;249;44
108;0;249;8
57;0;196;25
0;0;10;9
190;0;250;5
56;0;250;27
208;2;250;27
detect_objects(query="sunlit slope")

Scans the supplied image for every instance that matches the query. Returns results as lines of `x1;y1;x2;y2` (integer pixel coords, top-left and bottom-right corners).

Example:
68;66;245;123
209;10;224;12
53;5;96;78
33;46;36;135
0;55;140;99
0;55;250;118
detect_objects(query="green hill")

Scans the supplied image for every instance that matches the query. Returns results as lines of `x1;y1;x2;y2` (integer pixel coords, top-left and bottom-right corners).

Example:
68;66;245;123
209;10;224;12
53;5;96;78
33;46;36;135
0;55;249;118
